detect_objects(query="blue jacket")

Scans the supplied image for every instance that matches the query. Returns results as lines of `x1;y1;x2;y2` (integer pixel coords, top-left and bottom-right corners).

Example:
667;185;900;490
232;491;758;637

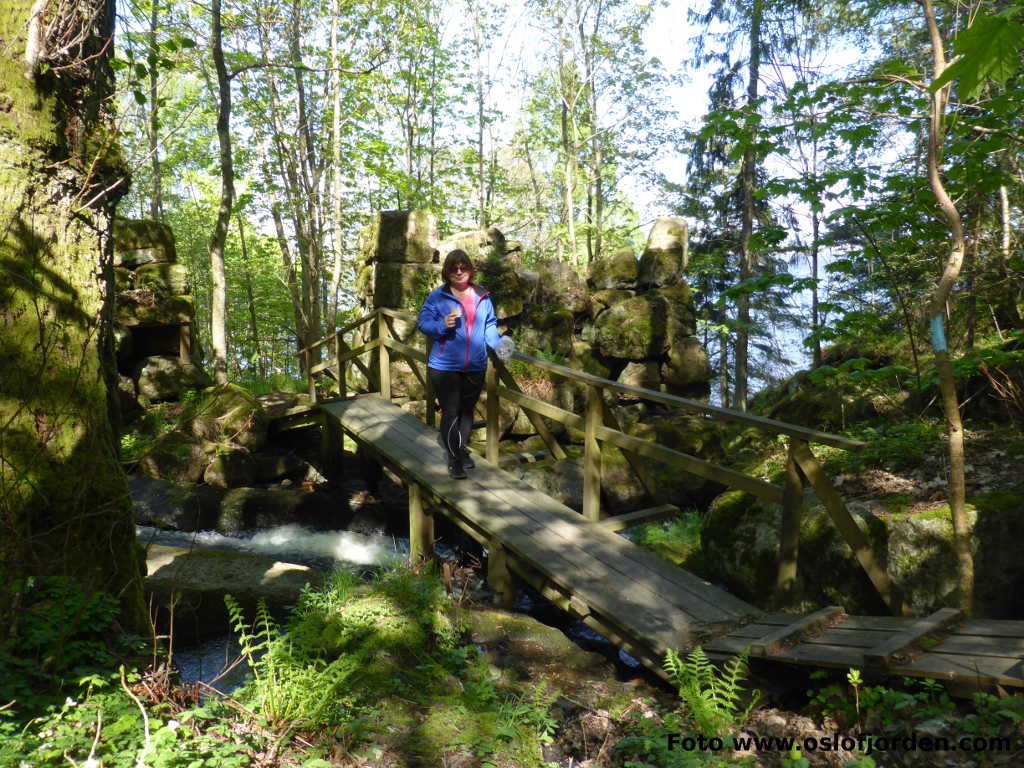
418;284;500;371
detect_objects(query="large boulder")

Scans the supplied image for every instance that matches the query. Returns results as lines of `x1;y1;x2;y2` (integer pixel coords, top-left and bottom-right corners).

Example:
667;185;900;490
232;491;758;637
131;475;225;531
517;309;575;358
637;217;688;289
134;262;189;296
593;295;669;360
513;459;584;512
661;336;712;395
616;361;661;392
145;544;324;640
113;218;177;266
365;209;439;263
373;262;442;311
536;260;588;313
135;355;207;401
588;247;638;290
436;227;505;263
600;412;725;511
478;258;528;320
654;284;697;336
698;490;1024;617
215;487;344;534
589;289;634;319
191;384;269;452
203;445;258;488
137;430;211;484
116;291;195;327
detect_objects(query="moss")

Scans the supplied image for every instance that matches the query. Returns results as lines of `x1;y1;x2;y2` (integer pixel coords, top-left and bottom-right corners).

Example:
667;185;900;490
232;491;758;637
973;490;1024;514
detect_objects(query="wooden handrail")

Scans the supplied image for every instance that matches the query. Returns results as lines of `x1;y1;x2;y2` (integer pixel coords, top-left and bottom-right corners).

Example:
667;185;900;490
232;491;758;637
296;312;376;356
513;352;865;451
303;307;862;451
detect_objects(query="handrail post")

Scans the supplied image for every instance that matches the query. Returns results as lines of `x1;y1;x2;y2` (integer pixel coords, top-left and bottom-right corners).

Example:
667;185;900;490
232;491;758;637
486;355;499;464
775;439;805;607
583;383;603;521
305;347;317;405
376;310;391;400
333;331;345;400
424;337;435;427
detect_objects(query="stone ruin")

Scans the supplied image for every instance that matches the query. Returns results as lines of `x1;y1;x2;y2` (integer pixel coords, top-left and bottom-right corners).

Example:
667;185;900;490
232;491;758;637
112;218;208;416
354;210;721;511
354;210;711;405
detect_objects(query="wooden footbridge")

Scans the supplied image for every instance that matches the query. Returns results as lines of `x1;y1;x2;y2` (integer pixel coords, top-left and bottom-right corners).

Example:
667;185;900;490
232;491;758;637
271;307;1024;689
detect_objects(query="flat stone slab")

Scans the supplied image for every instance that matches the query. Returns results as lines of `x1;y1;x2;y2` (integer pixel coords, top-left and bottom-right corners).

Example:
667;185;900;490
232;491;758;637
145;544;325;639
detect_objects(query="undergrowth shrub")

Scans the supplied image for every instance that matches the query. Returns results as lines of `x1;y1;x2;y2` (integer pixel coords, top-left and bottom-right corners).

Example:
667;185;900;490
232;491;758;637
664;648;759;742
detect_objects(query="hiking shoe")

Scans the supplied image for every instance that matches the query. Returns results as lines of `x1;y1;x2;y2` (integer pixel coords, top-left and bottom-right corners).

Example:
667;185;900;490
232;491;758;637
461;449;475;470
448;460;468;480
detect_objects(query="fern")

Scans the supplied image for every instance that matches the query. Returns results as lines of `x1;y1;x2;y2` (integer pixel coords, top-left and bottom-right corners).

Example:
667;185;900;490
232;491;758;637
664;647;760;740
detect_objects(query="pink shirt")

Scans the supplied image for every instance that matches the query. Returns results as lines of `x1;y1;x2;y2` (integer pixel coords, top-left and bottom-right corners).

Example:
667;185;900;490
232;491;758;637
457;287;477;340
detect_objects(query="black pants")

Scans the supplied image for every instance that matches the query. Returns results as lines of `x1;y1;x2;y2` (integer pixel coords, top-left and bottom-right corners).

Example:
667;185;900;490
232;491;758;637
428;367;485;464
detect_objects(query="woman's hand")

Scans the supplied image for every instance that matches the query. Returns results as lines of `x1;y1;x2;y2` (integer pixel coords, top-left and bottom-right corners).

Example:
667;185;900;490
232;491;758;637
444;308;461;328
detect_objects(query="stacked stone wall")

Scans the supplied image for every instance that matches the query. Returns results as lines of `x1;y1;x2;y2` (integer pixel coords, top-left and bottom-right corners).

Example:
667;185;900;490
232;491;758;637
112;218;208;415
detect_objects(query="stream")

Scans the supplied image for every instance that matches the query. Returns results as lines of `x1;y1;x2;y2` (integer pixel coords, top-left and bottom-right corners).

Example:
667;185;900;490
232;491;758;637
142;520;642;691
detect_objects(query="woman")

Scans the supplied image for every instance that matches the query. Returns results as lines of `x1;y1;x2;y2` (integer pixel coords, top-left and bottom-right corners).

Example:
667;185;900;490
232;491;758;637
418;249;501;479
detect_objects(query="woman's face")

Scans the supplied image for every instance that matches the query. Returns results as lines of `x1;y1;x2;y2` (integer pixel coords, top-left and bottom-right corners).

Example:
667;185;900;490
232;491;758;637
447;262;472;288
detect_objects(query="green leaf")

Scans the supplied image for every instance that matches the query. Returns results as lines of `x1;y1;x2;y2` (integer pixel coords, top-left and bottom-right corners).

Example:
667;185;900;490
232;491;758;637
133;90;147;105
930;15;1024;98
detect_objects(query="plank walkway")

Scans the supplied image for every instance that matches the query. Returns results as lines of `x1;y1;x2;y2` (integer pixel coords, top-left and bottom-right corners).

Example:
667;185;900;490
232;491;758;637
318;395;759;671
274;396;1024;689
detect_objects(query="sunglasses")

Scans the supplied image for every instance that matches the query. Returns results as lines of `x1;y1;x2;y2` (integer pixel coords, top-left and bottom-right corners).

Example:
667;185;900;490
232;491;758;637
449;265;470;273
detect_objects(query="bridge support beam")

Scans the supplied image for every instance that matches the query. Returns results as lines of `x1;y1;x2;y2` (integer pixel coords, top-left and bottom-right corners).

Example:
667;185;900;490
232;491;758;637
320;413;344;481
487;538;516;609
409;482;434;562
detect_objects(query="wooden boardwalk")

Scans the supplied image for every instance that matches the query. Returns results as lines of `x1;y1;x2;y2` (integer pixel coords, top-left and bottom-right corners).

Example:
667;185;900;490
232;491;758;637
273;395;1024;689
318;395;759;672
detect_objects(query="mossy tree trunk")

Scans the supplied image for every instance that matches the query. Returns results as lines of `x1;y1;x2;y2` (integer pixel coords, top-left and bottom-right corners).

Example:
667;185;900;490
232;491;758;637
0;0;147;636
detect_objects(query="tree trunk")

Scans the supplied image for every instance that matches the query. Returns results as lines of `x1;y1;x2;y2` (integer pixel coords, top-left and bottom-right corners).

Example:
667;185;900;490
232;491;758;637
327;0;343;330
734;0;762;412
209;0;234;385
148;0;163;220
920;0;973;614
0;0;146;636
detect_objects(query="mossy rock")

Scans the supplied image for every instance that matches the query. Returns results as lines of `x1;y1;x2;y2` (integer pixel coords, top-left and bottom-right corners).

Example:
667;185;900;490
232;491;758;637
478;258;529;320
536;260;588;312
654;284;697;334
593;295;669;360
134;355;207;401
638;217;688;288
203;445;257;488
130;475;225;531
517;309;574;357
113;218;177;265
116;292;195;327
215;486;341;534
661;336;712;392
589;289;635;318
436;227;504;263
457;607;613;693
114;266;134;291
617;360;661;392
373;262;442;311
191;383;269;452
699;489;1018;615
570;341;611;380
588;247;638;290
138;429;210;484
135;262;189;296
365;209;439;263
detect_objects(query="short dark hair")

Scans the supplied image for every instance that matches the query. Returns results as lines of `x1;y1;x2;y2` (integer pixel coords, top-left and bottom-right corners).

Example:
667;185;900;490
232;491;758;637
442;249;474;285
